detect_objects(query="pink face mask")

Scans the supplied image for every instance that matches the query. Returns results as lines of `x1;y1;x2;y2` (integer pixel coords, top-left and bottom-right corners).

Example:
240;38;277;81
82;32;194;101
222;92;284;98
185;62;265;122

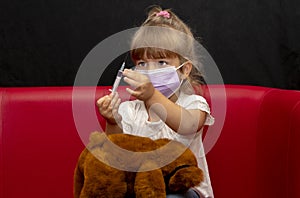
136;63;185;98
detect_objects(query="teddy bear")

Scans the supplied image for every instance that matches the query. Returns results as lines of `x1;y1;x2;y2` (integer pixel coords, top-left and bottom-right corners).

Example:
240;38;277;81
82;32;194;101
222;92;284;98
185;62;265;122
74;131;203;198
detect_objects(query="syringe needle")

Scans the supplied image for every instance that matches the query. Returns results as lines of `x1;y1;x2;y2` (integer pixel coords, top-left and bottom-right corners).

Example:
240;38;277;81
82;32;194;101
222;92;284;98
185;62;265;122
110;53;128;93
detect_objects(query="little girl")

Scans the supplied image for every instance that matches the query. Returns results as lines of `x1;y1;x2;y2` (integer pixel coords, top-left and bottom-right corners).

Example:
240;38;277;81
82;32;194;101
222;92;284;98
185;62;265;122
97;6;215;198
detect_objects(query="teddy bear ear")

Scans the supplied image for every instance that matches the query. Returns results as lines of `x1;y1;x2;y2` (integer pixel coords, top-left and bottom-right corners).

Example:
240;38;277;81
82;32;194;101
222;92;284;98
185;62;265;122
87;131;107;149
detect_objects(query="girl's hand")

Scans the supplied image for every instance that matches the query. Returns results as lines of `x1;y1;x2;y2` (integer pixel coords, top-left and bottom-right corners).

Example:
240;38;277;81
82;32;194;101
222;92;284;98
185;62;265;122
122;69;155;101
96;92;122;124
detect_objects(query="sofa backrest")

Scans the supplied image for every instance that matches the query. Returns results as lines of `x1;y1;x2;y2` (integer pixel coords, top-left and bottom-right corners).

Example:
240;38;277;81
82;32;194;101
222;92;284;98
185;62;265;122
256;88;300;197
206;85;300;197
0;85;299;198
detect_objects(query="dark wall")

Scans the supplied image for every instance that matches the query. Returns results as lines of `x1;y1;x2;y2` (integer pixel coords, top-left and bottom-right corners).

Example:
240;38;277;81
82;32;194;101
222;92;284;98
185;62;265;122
0;0;299;89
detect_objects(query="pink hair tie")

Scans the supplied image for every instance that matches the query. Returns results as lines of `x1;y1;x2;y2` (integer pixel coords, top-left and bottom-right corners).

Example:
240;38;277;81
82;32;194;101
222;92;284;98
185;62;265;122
156;11;170;18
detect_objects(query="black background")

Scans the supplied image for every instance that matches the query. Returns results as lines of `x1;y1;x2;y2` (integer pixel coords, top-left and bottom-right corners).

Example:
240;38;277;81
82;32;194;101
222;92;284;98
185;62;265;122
1;0;299;89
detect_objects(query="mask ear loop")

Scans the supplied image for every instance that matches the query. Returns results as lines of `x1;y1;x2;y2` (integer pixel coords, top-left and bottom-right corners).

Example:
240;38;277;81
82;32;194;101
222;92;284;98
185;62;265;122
175;61;190;82
177;60;197;95
169;62;187;98
175;62;187;71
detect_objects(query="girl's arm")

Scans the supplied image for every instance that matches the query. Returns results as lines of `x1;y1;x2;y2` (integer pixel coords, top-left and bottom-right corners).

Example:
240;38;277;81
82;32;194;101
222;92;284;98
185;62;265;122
123;69;206;135
145;89;207;134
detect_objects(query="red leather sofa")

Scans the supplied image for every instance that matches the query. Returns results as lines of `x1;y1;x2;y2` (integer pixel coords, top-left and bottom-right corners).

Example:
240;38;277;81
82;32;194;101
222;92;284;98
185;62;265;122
0;85;300;197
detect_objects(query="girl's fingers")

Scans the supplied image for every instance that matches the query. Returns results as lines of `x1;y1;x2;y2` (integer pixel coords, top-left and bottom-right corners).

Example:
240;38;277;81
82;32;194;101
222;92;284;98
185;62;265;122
97;95;112;110
116;98;121;108
96;98;103;106
96;94;122;124
112;98;121;114
126;82;155;101
97;97;106;107
126;88;137;97
123;69;138;80
110;92;119;108
103;96;111;107
123;69;149;86
123;77;140;88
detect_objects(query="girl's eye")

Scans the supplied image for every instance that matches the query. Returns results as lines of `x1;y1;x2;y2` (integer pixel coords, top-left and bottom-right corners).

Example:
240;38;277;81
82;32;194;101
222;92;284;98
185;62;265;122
137;62;147;67
158;61;168;66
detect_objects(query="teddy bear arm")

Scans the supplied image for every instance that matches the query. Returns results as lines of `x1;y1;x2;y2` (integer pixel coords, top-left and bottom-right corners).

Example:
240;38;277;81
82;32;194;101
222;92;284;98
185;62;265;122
135;169;166;198
168;166;203;193
73;164;84;198
134;160;166;198
73;148;90;198
75;147;128;198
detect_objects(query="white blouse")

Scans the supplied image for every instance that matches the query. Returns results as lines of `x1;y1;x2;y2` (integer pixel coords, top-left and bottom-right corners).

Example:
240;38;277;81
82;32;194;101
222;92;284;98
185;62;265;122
118;91;215;198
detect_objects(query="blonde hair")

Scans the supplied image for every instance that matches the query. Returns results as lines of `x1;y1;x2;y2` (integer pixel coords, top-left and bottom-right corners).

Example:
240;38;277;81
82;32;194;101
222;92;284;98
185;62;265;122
130;6;205;94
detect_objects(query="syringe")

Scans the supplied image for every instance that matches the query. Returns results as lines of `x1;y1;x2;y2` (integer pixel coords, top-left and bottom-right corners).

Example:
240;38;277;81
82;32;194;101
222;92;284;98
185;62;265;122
111;61;125;93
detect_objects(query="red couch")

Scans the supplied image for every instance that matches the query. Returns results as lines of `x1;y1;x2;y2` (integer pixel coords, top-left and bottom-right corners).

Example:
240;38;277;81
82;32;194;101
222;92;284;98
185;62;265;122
0;85;300;197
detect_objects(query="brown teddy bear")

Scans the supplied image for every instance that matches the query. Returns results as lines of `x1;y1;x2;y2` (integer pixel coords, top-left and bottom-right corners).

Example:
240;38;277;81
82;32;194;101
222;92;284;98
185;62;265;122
74;132;203;198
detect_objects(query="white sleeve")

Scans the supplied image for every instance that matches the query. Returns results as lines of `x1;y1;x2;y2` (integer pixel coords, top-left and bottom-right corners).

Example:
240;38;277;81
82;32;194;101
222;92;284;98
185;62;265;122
118;101;135;134
179;94;215;126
